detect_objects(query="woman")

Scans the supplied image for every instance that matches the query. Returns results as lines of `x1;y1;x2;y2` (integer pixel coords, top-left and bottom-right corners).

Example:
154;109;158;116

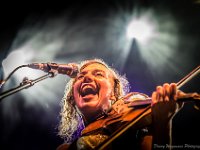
57;59;198;150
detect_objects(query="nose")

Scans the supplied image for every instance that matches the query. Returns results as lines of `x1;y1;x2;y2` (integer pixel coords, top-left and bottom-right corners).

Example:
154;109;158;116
83;74;93;83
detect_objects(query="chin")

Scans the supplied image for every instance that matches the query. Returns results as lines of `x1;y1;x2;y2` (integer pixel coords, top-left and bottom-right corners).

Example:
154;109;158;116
79;101;101;112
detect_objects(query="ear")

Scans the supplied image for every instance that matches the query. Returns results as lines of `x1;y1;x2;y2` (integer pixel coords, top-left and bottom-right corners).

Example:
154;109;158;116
110;92;117;104
113;79;121;99
110;93;116;100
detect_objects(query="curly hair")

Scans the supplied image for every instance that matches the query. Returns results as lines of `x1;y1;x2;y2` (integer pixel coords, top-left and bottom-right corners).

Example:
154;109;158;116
58;59;130;144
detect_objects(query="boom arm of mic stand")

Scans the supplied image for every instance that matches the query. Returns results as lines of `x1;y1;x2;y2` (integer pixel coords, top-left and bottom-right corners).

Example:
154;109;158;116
0;72;56;102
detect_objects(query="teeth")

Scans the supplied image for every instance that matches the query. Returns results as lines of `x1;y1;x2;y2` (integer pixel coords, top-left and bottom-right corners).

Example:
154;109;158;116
80;84;97;97
82;85;91;90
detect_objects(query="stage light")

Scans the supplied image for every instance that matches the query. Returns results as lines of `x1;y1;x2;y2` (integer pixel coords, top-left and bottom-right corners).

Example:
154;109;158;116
126;16;155;44
124;10;179;73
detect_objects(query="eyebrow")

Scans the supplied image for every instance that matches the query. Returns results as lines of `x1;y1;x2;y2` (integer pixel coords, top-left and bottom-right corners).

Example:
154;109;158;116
93;69;105;74
79;69;105;75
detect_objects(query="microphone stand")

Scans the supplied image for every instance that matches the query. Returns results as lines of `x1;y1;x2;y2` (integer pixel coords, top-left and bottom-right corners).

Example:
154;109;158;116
0;71;56;102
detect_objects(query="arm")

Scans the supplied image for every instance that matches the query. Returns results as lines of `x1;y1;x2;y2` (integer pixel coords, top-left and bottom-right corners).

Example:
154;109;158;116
151;83;184;149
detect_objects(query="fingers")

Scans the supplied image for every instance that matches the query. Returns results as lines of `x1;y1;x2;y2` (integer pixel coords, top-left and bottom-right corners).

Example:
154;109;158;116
156;86;164;101
151;91;157;106
163;83;170;101
151;83;177;105
170;83;177;100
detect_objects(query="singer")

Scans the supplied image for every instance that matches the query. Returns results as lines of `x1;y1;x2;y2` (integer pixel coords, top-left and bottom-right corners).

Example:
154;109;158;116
56;59;199;150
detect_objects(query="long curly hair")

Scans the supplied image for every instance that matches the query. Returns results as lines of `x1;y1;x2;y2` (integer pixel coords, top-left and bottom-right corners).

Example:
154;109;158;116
58;59;130;143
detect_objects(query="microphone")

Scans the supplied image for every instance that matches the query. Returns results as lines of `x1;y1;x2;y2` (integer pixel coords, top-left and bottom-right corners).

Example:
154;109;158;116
27;63;79;78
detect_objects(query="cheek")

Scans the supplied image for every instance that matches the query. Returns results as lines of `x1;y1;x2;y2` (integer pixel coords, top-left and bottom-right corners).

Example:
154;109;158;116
100;81;113;97
73;85;78;96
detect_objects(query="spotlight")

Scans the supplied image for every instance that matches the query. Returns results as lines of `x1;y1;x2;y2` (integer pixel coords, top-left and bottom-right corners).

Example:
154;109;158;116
126;18;155;44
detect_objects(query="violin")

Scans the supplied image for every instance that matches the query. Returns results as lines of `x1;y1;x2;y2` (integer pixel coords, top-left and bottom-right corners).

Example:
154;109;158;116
95;65;200;150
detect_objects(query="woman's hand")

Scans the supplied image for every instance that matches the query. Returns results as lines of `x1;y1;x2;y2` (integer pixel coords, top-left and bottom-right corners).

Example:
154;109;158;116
152;83;178;105
151;83;184;119
151;83;184;145
151;83;200;145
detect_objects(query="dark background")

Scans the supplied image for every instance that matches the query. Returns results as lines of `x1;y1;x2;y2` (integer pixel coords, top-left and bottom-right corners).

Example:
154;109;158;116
0;0;200;149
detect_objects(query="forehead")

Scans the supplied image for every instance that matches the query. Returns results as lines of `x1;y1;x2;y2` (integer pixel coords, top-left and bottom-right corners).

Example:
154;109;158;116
80;63;111;73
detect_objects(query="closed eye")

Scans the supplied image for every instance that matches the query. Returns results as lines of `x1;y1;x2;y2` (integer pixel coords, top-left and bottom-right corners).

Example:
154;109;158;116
96;72;103;76
77;75;84;80
94;70;105;77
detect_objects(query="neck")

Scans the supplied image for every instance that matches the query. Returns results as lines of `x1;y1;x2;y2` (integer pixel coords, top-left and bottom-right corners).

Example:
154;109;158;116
83;110;108;125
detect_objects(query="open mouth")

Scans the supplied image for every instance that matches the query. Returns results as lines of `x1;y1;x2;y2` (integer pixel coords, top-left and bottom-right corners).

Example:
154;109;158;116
80;84;98;97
